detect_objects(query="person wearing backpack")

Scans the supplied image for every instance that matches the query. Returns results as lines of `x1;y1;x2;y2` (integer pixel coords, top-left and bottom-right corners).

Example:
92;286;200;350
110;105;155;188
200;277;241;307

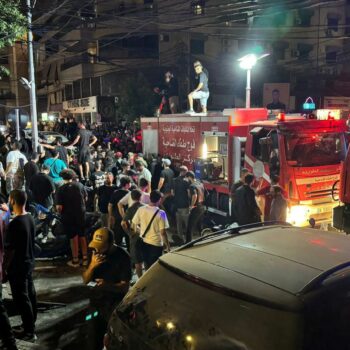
5;140;27;194
132;190;170;270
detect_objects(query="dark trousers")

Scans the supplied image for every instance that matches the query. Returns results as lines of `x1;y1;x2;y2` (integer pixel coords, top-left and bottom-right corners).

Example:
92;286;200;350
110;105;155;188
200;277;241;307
142;242;163;270
0;283;17;349
8;274;37;334
186;205;206;243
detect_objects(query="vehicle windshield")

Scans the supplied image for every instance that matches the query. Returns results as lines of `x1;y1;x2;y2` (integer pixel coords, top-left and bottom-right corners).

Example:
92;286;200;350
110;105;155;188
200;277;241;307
285;132;346;167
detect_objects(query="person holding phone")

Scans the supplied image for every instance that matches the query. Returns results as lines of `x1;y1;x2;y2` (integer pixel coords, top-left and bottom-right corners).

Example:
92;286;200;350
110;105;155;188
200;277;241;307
83;227;131;349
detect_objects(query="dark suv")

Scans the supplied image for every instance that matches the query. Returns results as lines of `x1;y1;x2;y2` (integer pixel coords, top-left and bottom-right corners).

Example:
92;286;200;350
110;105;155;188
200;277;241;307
104;224;350;350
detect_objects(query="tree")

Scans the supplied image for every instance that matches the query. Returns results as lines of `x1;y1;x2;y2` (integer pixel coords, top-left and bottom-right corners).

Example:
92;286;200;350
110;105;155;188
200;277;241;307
0;0;26;75
117;73;157;121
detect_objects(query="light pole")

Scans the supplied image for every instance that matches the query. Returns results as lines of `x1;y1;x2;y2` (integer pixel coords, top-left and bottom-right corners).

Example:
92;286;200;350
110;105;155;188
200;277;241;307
26;0;39;152
238;53;269;108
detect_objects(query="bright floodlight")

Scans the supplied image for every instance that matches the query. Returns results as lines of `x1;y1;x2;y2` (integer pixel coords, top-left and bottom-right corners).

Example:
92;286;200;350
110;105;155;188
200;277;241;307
238;52;270;108
238;54;258;70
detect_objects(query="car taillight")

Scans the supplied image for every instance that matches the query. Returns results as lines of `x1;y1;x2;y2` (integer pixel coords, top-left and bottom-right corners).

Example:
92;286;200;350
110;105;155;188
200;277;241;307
103;333;111;349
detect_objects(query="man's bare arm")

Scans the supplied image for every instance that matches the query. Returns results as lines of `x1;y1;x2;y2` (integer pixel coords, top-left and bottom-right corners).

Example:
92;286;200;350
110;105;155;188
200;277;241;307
89;135;97;147
70;135;81;147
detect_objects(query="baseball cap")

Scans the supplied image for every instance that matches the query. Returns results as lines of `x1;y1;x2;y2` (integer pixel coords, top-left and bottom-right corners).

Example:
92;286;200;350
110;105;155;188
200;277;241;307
186;171;195;179
89;228;113;252
162;158;171;166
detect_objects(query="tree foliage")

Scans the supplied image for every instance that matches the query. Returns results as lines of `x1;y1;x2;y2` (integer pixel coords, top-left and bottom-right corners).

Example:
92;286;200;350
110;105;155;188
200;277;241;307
117;73;156;121
0;0;26;48
0;0;26;74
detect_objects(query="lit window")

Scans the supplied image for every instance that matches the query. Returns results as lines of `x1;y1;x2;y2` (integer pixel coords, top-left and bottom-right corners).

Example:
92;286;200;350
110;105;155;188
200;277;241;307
191;0;205;15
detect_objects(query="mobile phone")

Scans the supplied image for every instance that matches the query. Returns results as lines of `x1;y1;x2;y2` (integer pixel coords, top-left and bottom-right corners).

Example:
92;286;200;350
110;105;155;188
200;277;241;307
87;281;97;287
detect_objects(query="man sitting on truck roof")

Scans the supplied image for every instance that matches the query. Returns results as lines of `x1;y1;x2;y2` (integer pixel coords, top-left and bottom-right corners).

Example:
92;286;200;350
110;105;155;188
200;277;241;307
186;61;209;114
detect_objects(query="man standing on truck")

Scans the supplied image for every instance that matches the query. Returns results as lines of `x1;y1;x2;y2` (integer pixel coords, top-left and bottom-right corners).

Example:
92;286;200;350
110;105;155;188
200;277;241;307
186;61;209;114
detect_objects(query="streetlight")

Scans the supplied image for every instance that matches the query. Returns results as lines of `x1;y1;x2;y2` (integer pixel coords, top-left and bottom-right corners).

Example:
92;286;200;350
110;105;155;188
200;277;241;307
238;53;270;108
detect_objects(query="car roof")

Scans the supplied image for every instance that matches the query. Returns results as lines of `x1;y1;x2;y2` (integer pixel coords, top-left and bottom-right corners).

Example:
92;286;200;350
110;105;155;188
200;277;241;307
160;226;350;310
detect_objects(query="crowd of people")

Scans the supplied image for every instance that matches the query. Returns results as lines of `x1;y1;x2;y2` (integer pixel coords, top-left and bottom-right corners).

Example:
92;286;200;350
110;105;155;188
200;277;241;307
0;115;288;349
231;168;288;225
0;117;208;349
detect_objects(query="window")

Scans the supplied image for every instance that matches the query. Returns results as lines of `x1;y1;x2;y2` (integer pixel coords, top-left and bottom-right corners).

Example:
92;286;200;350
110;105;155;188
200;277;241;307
87;42;98;63
191;0;205;15
64;84;73;101
326;51;337;64
251;128;269;160
190;39;205;55
328;17;339;31
285;132;345;167
81;78;91;98
295;9;313;27
73;80;81;100
221;38;233;54
274;48;285;60
91;77;101;96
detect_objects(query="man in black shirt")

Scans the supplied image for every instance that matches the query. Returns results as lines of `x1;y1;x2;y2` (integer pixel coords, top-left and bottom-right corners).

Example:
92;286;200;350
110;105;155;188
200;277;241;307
83;227;131;349
172;166;190;240
23;152;39;192
185;171;206;243
0;205;17;350
56;169;88;267
230;168;249;221
233;173;261;225
3;190;37;342
96;172;116;227
90;160;105;190
108;177;131;248
164;71;179;114
29;164;55;209
40;137;69;166
70;122;97;180
158;158;174;194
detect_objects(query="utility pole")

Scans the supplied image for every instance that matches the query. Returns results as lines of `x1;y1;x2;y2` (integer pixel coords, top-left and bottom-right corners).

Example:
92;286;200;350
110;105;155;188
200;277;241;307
27;0;39;152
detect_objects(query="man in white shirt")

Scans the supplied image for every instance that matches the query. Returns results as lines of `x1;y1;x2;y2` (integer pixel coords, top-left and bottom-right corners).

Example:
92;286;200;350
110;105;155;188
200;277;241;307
5;140;27;194
135;160;152;193
117;178;150;218
132;190;170;270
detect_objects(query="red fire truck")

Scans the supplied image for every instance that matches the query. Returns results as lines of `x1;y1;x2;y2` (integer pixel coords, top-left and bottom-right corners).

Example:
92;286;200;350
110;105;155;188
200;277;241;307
141;108;347;226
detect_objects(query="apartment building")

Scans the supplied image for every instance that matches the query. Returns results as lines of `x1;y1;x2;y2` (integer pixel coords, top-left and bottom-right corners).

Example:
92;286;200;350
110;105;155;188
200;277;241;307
0;43;29;121
34;0;350;119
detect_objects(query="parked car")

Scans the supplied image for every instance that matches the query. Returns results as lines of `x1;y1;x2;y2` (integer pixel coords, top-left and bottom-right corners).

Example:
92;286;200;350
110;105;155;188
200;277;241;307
23;129;69;144
104;223;350;350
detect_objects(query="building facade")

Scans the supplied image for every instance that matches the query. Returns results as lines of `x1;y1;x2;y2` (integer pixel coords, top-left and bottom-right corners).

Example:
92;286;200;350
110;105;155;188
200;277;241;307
34;0;350;119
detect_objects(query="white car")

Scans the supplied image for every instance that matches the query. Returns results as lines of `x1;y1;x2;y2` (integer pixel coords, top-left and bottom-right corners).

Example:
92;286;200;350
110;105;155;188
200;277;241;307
24;129;76;151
